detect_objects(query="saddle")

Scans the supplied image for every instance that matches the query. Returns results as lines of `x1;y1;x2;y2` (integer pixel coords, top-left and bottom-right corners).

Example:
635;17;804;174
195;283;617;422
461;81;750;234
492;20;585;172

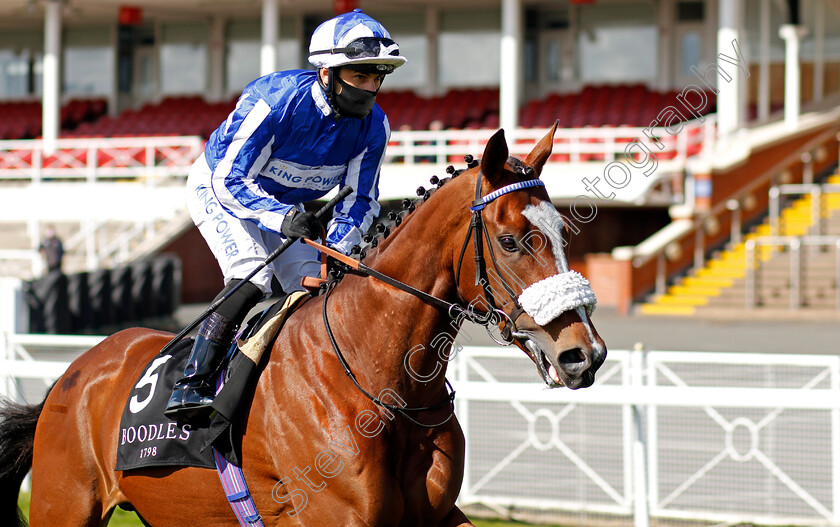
115;291;308;471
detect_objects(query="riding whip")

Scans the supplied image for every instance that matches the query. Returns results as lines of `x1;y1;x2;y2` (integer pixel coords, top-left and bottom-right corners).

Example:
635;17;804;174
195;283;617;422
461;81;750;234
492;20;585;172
159;185;354;355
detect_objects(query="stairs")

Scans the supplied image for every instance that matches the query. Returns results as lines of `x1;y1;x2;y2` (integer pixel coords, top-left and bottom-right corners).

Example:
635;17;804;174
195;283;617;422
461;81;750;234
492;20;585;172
639;174;840;316
0;214;192;281
0;179;192;281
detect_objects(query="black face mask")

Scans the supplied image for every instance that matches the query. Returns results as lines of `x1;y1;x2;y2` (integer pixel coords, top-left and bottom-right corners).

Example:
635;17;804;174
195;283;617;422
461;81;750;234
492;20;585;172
331;74;378;119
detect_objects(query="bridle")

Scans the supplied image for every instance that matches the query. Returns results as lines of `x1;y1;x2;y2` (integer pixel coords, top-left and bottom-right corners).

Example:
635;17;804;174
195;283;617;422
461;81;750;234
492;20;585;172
314;165;548;428
455;168;546;344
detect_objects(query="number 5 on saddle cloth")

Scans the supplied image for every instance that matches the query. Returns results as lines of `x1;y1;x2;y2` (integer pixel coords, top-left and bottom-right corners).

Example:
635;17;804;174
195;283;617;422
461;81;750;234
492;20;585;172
116;291;308;471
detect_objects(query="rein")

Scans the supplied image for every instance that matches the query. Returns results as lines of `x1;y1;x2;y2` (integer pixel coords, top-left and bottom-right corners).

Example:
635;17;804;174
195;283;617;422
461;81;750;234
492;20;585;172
304;172;547;428
321;281;456;429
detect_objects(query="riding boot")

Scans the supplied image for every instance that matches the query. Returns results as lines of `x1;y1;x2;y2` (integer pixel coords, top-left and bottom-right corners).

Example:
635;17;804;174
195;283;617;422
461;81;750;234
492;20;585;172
164;311;237;422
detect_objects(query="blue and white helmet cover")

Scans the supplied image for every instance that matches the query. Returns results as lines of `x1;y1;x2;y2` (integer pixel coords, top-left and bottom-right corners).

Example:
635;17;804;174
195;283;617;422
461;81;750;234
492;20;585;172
308;9;407;70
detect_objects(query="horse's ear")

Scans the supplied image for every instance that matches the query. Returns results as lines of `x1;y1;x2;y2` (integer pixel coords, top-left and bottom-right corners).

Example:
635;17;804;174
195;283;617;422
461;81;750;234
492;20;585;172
523;120;558;177
481;129;509;180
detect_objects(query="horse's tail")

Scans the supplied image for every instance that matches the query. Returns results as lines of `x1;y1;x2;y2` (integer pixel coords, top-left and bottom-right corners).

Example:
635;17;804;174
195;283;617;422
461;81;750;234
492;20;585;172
0;395;45;527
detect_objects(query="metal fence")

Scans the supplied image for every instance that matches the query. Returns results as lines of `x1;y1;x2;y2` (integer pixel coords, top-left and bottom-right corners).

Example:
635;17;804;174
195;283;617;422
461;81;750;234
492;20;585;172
453;346;840;526
2;334;838;526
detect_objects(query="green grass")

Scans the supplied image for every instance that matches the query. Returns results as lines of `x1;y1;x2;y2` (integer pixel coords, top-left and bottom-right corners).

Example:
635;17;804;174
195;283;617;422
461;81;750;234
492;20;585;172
18;493;145;527
19;492;558;526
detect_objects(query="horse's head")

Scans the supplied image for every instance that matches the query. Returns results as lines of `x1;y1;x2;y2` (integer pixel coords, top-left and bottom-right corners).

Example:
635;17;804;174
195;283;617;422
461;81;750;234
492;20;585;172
453;124;607;389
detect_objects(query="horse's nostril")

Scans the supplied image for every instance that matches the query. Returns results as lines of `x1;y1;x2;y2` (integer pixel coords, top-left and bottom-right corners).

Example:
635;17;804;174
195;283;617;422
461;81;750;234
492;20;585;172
559;348;585;365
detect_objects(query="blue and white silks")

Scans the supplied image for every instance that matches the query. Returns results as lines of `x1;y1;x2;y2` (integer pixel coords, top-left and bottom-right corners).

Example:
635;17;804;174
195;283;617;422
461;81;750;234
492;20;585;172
202;69;388;254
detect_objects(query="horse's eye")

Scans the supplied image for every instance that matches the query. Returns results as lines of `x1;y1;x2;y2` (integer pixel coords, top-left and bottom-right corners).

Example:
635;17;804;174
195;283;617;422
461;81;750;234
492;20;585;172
498;235;518;252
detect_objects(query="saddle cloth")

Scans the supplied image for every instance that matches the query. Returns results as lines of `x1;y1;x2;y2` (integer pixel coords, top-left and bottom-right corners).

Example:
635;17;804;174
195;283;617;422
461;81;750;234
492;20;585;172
115;291;308;472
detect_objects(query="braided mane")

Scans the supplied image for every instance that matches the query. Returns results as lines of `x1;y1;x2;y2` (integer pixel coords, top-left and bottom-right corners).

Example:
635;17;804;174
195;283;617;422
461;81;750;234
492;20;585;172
350;153;536;264
350;155;478;262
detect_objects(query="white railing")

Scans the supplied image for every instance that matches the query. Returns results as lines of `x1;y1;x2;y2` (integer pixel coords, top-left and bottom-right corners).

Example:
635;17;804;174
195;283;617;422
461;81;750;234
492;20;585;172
0;120;712;184
769;183;840;236
744;235;840;310
61;213;191;273
0;250;42;278
0;213;190;280
0;135;204;183
3;330;839;527
452;345;840;527
385;118;712;167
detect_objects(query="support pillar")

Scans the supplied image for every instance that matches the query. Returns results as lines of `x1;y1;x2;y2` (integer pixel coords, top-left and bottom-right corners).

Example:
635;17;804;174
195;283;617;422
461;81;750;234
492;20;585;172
208;15;226;102
260;0;279;76
814;0;825;103
758;0;770;121
779;24;808;129
42;0;62;155
499;0;521;133
425;7;439;97
656;0;672;91
716;0;742;139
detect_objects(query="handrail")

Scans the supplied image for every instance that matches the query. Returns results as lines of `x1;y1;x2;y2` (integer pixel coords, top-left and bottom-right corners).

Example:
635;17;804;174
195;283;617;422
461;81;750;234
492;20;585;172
745;235;840;310
769;182;840;236
631;126;840;270
0;215;187;280
625;126;840;299
0;250;41;278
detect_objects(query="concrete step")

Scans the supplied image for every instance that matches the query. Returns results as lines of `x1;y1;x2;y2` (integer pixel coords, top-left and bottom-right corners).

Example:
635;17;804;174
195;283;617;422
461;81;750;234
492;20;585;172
716;287;838;301
695;267;746;279
668;284;722;296
648;294;710;306
637;303;696;316
680;275;734;288
690;305;840;321
0;215;189;280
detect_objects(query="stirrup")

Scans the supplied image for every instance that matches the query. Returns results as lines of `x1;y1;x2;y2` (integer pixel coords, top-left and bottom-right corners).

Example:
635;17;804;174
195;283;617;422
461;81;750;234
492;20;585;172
164;383;216;422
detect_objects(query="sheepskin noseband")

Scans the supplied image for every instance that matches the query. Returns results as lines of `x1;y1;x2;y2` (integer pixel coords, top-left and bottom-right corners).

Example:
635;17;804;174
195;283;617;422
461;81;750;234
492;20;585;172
518;271;597;325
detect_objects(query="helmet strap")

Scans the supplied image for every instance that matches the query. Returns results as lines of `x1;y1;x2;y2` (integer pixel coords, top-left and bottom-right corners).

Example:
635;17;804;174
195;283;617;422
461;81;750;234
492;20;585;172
318;67;341;119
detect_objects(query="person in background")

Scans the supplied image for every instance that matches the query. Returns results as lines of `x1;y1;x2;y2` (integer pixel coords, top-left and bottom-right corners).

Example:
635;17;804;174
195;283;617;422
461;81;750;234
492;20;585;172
165;9;406;422
38;226;64;275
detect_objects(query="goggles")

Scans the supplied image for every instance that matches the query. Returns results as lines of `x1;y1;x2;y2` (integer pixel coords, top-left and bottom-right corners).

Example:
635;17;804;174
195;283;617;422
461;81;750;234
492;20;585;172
310;37;400;61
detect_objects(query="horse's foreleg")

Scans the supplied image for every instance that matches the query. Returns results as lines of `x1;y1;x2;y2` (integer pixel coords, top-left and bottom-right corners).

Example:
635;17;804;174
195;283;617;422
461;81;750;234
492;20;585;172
439;506;474;527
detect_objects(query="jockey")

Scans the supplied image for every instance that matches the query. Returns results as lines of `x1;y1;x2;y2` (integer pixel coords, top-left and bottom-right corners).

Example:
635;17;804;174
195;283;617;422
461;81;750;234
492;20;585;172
165;9;406;422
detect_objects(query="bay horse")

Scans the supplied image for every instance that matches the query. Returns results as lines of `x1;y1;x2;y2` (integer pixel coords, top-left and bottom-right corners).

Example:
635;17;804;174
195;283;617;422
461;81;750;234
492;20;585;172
0;124;606;526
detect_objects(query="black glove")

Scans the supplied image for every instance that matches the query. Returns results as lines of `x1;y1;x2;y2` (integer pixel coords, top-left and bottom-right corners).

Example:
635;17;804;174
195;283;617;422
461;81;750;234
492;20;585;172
281;210;320;240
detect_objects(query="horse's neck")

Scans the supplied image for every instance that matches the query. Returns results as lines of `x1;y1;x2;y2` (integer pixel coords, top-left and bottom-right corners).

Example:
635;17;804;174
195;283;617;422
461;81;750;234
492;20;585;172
328;183;470;404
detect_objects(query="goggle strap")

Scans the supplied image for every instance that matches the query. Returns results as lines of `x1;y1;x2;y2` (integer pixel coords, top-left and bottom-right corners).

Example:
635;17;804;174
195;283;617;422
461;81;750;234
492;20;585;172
309;38;398;59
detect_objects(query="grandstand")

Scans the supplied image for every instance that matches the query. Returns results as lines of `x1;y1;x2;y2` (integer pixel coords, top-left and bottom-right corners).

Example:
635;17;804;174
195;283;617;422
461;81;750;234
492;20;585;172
0;0;838;324
5;3;840;527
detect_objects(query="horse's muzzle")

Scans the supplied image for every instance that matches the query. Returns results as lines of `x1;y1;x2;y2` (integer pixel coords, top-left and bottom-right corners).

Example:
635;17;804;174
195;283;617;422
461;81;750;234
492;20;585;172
555;340;607;389
522;335;606;390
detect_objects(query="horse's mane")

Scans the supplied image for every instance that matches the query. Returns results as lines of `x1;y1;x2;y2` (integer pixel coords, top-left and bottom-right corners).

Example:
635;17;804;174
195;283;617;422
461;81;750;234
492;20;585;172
351;154;533;265
349;155;478;264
